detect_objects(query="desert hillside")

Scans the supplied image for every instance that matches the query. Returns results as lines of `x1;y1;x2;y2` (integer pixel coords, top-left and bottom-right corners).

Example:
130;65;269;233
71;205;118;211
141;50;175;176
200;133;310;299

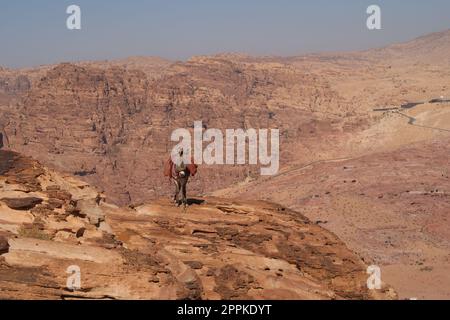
214;133;450;299
206;32;450;299
0;150;395;299
1;30;449;300
1;30;448;207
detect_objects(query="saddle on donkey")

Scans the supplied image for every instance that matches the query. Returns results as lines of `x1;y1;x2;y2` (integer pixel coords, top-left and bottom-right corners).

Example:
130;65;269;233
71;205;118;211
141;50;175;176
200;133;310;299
163;156;198;178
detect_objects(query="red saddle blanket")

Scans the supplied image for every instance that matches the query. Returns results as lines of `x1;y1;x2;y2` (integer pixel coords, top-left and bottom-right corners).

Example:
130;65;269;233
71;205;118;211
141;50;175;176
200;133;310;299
164;157;198;177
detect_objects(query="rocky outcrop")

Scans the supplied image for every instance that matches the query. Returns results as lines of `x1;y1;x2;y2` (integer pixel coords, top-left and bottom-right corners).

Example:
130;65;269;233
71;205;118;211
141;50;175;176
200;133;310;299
0;151;396;299
0;74;31;95
1;197;43;210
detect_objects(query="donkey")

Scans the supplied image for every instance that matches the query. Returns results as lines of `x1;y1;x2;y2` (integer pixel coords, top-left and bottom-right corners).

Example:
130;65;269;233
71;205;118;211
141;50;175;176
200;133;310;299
164;150;198;208
171;164;190;208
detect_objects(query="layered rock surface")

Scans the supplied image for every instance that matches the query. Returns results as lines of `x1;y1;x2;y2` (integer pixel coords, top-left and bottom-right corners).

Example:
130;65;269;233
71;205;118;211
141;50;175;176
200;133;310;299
0;151;395;299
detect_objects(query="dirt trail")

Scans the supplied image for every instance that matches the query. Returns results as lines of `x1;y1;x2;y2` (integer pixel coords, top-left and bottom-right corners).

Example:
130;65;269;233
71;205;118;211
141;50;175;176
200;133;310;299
395;111;450;133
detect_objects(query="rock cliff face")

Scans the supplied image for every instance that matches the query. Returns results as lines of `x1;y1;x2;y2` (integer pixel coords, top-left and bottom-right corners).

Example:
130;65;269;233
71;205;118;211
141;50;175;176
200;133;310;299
3;56;354;206
0;72;31;106
0;151;396;299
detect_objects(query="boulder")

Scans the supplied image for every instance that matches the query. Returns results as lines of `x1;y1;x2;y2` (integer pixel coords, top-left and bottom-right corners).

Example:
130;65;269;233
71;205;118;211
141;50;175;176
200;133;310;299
1;197;43;210
0;236;9;254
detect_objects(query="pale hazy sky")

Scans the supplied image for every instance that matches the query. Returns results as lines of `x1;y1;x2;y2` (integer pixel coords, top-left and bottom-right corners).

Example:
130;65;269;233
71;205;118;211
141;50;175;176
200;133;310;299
1;0;449;68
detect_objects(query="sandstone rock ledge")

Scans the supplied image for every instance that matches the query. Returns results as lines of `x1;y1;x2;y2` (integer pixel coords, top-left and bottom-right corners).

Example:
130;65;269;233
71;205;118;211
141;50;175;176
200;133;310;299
0;151;396;300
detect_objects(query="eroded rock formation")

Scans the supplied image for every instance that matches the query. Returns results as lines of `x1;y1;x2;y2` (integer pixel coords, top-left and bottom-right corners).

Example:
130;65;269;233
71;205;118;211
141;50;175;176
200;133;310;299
0;151;396;299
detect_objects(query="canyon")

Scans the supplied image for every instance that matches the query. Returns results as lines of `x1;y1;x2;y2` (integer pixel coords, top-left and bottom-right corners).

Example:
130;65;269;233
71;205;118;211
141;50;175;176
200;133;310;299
1;29;450;299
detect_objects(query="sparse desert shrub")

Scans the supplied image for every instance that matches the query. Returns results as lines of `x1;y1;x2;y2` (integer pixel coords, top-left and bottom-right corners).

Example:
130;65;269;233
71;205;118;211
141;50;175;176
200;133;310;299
18;225;52;241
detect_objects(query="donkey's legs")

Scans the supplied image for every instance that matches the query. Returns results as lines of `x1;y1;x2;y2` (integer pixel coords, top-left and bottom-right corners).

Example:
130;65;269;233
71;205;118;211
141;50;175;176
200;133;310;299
172;179;180;205
181;180;187;208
